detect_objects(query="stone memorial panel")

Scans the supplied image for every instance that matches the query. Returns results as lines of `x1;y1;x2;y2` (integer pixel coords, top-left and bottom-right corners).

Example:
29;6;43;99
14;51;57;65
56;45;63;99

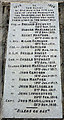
2;2;62;118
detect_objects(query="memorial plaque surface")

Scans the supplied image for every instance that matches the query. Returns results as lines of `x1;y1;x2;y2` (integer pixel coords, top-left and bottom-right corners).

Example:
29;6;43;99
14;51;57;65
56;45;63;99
2;2;62;118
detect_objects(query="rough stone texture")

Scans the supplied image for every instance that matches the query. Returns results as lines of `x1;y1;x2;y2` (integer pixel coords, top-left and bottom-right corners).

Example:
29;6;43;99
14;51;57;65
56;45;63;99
0;1;3;120
1;0;64;2
0;0;64;120
59;2;64;116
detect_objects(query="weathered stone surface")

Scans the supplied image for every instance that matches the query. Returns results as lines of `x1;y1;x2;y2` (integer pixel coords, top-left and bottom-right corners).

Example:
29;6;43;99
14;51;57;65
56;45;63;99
1;0;64;2
0;0;64;120
2;2;62;119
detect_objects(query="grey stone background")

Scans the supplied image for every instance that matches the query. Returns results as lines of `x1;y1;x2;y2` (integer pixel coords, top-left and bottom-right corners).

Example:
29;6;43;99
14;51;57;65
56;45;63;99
0;0;64;119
